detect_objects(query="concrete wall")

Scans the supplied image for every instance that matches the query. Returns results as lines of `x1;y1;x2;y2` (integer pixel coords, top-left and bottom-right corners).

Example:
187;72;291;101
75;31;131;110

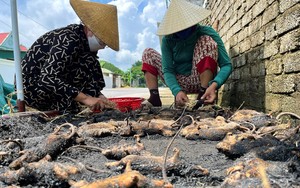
103;73;121;88
205;0;300;114
114;75;121;88
103;73;113;89
0;59;15;84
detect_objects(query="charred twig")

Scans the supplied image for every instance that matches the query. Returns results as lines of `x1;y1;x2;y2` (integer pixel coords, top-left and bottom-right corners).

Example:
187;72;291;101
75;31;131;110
228;101;245;121
185;115;196;125
236;101;245;112
0;139;23;151
237;122;256;133
1;111;49;119
258;126;288;137
49;113;69;123
76;107;93;116
276;112;300;121
53;122;76;139
171;114;195;128
162;106;187;184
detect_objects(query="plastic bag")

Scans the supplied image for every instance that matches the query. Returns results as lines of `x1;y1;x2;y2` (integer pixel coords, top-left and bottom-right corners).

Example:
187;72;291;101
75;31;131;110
0;74;17;114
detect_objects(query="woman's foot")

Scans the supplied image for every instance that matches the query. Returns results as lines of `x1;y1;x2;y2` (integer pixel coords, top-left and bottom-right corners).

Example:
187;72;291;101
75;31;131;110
147;89;162;107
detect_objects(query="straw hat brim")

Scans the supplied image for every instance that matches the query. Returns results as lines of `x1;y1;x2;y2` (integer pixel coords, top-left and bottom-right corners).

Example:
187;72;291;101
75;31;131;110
70;0;119;51
157;0;211;36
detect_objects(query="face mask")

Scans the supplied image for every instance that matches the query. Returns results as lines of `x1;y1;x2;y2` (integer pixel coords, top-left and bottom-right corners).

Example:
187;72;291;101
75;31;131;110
88;35;103;52
175;26;195;40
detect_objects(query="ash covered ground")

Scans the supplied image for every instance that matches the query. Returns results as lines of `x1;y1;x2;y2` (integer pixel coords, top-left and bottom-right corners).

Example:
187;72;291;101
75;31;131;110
0;106;300;188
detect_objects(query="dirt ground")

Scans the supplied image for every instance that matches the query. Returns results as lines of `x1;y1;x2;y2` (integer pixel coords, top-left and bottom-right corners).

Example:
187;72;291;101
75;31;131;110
0;105;300;188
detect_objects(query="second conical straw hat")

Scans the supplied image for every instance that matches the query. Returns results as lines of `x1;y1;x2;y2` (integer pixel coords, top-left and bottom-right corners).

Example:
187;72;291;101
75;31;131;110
157;0;211;36
70;0;119;51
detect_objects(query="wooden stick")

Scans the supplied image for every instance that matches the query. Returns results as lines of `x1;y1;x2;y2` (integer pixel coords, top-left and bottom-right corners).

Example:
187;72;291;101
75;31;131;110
162;106;187;184
1;110;60;118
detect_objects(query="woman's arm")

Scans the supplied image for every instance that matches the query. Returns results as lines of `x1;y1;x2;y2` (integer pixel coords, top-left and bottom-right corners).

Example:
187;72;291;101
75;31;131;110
161;37;182;97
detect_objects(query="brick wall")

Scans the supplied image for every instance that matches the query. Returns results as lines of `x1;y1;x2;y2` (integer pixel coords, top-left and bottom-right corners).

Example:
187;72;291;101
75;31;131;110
205;0;300;114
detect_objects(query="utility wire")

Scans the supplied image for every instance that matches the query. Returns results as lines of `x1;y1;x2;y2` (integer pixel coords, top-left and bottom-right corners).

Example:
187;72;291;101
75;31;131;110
0;0;50;47
0;18;34;45
0;19;11;29
0;0;51;31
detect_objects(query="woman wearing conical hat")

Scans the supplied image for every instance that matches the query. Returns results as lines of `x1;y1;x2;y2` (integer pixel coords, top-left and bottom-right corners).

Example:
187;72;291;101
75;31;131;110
141;0;232;108
21;0;119;112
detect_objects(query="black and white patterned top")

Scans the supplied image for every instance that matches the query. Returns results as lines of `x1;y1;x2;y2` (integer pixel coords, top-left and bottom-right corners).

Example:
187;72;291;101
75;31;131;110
21;24;105;112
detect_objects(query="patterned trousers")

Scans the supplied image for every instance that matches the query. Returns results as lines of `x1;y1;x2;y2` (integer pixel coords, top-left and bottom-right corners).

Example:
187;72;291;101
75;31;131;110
142;35;218;94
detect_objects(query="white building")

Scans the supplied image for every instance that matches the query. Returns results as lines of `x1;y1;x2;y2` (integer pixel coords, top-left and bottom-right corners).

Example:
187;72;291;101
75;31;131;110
0;58;15;84
102;67;121;88
0;60;122;88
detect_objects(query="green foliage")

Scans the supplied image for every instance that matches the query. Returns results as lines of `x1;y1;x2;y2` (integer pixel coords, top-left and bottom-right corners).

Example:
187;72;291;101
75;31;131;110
99;59;165;88
131;61;143;80
100;60;124;75
122;71;131;87
122;60;146;87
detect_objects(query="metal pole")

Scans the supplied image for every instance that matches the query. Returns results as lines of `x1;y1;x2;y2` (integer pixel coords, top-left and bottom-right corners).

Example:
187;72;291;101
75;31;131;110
203;0;207;8
129;68;132;87
10;0;25;112
166;0;171;9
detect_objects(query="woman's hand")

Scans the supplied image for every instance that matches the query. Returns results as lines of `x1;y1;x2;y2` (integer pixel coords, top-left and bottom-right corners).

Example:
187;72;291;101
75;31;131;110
175;91;189;106
201;82;218;104
81;96;106;111
99;95;117;109
75;92;115;111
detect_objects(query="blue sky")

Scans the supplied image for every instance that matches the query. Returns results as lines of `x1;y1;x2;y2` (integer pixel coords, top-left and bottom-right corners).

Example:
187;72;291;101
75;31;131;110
0;0;167;71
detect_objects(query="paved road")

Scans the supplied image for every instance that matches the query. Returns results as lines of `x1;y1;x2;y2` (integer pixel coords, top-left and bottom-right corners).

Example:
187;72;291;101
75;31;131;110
102;87;174;106
102;88;149;98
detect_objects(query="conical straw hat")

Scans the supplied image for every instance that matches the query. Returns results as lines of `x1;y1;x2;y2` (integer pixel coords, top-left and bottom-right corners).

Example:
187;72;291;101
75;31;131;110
157;0;211;36
70;0;119;51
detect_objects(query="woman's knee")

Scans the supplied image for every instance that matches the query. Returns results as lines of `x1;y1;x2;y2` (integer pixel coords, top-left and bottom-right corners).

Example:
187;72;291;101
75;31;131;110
142;48;156;56
142;48;162;76
193;35;218;64
197;35;217;49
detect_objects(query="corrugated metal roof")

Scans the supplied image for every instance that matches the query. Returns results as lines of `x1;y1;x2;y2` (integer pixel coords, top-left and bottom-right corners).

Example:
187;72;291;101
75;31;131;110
0;33;10;45
101;67;113;74
0;32;27;51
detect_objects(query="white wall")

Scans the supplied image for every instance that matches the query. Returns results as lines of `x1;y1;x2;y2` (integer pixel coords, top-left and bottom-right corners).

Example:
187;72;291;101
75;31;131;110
0;59;15;84
103;73;113;88
115;75;121;88
0;60;121;89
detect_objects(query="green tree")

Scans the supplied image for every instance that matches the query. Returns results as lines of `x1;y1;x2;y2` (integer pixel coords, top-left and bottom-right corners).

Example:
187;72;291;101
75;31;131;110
122;60;166;87
131;61;144;85
122;70;131;87
121;61;144;87
100;60;124;75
